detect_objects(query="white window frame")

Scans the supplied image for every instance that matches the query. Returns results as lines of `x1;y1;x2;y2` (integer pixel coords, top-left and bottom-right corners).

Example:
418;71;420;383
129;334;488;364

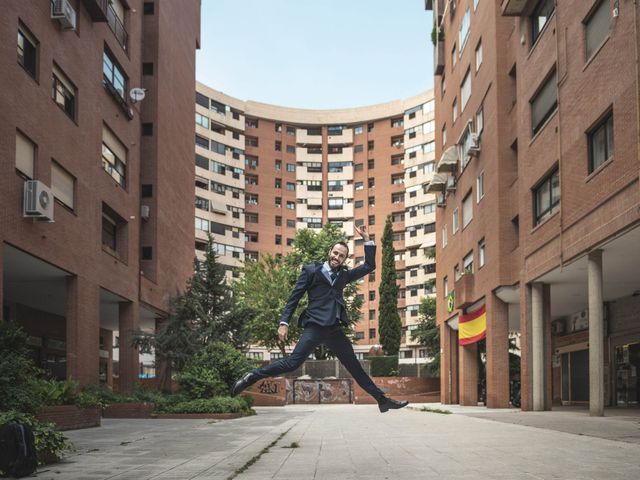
475;40;483;72
476;171;485;203
479;238;486;268
452;208;459;234
462;191;473;228
461;69;472;112
459;8;471;55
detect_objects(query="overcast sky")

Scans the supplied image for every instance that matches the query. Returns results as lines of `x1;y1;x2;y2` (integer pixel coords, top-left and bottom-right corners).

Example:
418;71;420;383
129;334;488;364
196;0;434;109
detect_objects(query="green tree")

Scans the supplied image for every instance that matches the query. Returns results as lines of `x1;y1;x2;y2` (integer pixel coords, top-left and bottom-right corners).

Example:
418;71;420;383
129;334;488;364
232;223;364;358
133;294;199;392
378;216;401;355
411;296;440;375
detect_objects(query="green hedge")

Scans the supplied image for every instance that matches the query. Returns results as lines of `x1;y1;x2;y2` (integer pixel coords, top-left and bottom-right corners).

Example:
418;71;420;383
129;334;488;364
154;396;254;415
369;355;399;377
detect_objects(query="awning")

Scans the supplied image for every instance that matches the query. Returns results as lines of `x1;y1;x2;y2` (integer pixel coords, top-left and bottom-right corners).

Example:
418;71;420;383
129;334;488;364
437;146;458;173
424;173;448;193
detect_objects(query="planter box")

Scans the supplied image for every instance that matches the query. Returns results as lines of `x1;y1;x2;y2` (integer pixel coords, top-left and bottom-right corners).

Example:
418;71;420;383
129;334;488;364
103;402;156;418
36;405;100;431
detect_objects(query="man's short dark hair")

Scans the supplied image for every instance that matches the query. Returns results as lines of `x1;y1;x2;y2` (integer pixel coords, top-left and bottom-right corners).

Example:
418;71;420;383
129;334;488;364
330;241;350;257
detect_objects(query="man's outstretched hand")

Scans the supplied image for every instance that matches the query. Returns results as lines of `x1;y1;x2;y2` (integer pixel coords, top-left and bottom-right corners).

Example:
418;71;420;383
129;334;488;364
278;324;289;342
355;224;370;242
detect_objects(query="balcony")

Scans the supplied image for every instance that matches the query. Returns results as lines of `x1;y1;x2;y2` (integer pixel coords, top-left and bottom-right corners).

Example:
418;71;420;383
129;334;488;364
454;273;475;309
434;39;445;75
424;172;447;193
81;0;108;21
106;4;128;51
501;0;528;16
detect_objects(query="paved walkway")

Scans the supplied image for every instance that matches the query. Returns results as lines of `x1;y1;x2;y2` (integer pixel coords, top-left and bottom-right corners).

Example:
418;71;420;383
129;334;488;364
36;404;640;480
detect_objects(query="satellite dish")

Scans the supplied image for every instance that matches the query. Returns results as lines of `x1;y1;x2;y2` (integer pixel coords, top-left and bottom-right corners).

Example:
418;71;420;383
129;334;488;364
129;88;146;103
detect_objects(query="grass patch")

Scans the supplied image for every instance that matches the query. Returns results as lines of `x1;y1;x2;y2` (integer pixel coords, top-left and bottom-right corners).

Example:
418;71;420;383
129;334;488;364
419;406;452;414
227;428;291;480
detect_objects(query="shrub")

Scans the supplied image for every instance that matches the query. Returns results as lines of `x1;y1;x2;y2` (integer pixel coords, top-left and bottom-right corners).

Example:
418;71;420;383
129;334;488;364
0;322;45;413
154;397;254;415
0;411;73;465
176;341;253;399
369;355;399;377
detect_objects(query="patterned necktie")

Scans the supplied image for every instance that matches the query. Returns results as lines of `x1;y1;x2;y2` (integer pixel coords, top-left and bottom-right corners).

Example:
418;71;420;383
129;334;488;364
330;270;338;282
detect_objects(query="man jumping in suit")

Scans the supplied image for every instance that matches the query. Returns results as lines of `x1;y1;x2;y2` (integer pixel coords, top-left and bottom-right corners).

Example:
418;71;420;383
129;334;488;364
231;225;408;413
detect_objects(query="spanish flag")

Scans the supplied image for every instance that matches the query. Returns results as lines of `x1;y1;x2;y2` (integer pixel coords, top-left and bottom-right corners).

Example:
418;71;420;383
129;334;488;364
459;304;487;346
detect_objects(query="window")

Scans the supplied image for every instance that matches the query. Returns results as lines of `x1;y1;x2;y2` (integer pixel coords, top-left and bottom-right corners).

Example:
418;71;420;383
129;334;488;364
328;198;344;210
459;8;471;53
246;118;258;128
102;213;118;250
479;238;486;268
452;98;458;123
533;168;560;225
286;182;295;191
462;191;473;228
246;193;258;205
246;136;259;147
195;217;209;232
355;200;363;208
391;174;403;185
461;70;471;111
475;40;483;71
51;161;75;209
245;174;258;185
354;144;363;153
275;178;281;189
245;232;259;242
102;125;127;187
51;65;76;120
275;235;282;245
476;171;485;202
354;126;363;134
275;123;282;132
368;159;375;169
354;331;365;340
15;130;35;178
454;264;461;281
476;106;484;134
452;208;459;233
368;122;374;132
355;181;364;191
196;92;209;108
531;0;555;45
286;219;295;227
246;213;258;223
391;212;404;222
442;224;448;248
463;251;474;274
391;117;403;128
17;25;37;78
369;328;376;339
275;159;281;171
391;154;403;165
287;126;296;135
286;145;295;153
588;110;614;173
451;44;457;68
368;140;375;151
443;276;449;297
103;50;127;101
369;290;376;301
531;69;557;135
286;163;295;172
286;201;295;210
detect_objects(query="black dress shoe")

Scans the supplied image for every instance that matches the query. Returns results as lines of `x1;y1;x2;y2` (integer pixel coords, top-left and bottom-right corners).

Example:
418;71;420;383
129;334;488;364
231;372;257;397
378;397;409;413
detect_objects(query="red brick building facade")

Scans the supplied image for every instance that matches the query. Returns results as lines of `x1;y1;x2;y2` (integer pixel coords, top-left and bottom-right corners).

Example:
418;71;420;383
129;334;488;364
0;0;200;391
427;0;640;412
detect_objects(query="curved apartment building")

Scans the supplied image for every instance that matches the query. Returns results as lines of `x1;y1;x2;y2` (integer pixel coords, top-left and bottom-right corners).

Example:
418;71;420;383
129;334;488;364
194;82;437;361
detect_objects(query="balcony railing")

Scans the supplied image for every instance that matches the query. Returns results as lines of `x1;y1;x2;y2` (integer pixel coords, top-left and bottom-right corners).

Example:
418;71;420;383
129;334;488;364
81;0;109;21
106;4;128;51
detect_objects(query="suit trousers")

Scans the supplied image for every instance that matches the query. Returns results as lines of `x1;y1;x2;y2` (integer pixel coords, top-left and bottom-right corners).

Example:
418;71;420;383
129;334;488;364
254;323;385;401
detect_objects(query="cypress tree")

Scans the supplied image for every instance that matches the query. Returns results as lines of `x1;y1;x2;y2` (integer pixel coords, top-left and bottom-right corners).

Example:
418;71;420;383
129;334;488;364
378;216;401;355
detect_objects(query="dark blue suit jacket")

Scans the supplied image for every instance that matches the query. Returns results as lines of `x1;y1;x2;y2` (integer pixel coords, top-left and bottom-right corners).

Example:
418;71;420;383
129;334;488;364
279;244;376;327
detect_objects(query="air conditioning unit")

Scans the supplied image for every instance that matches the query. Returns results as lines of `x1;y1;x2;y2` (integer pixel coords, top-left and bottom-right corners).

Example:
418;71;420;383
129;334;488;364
569;309;589;332
468;132;481;156
446;176;456;192
436;193;446;207
51;0;77;30
141;205;150;220
24;180;54;221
